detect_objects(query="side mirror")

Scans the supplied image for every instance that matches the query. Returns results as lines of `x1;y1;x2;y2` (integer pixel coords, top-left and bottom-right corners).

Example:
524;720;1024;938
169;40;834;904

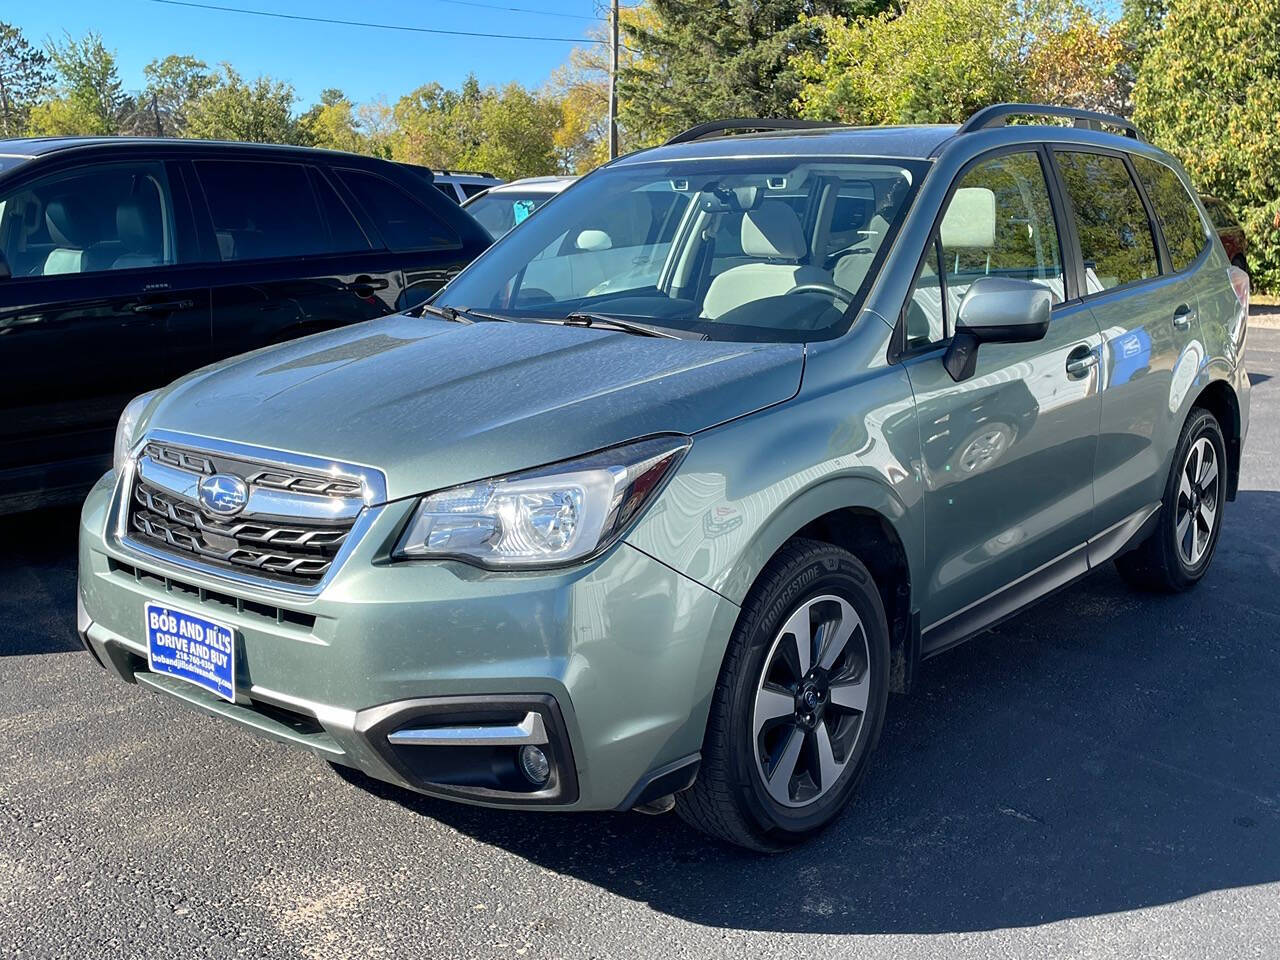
943;277;1052;382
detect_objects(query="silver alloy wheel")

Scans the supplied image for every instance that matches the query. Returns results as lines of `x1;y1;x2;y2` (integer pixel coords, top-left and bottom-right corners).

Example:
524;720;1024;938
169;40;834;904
752;594;872;808
1176;436;1220;567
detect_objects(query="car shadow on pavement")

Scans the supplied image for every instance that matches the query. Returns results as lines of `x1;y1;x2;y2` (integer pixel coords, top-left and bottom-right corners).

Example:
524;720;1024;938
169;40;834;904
0;506;82;657
337;488;1280;935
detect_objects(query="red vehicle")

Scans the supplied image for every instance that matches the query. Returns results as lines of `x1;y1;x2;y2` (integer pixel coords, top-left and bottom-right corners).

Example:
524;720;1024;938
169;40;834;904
1202;195;1249;274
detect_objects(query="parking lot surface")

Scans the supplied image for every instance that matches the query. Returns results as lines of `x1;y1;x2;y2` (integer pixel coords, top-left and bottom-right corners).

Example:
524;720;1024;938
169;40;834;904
2;327;1278;960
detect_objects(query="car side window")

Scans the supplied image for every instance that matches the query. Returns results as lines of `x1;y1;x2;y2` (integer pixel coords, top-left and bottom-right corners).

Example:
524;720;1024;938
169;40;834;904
1131;155;1210;273
905;150;1064;348
336;169;458;251
0;161;179;277
1054;151;1159;294
195;160;339;262
309;169;372;254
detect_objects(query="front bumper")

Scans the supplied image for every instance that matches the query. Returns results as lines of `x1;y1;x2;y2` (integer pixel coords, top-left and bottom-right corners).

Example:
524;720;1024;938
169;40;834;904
77;473;737;810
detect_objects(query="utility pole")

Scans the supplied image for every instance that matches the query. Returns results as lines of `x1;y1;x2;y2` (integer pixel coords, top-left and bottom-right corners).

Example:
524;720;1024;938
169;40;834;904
608;0;619;160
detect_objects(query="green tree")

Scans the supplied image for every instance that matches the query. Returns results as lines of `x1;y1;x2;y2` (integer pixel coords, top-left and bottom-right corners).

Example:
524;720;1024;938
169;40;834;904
1120;0;1168;68
28;31;129;135
796;0;1125;125
1134;0;1280;291
186;64;306;144
0;22;54;137
139;54;214;136
619;0;890;147
299;88;366;153
391;75;559;179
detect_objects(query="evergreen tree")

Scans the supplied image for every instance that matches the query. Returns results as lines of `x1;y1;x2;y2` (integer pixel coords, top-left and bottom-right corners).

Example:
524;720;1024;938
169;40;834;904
0;22;53;137
618;0;889;146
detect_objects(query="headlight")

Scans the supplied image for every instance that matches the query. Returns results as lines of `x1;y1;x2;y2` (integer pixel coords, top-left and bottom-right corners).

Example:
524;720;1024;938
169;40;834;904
393;435;690;569
113;392;156;476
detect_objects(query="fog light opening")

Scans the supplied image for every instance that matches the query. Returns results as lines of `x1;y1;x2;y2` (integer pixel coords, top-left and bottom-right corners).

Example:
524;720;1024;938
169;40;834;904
519;744;551;786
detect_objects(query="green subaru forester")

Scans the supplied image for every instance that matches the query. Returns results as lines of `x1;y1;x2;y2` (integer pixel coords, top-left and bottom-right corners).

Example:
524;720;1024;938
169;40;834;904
77;104;1251;850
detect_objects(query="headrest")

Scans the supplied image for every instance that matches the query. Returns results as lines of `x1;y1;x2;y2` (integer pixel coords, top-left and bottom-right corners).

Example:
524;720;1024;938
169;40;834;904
940;187;996;250
741;201;807;260
117;196;160;253
45;195;92;248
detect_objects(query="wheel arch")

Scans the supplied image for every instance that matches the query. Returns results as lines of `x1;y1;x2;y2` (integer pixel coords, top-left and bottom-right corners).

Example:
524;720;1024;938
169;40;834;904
722;477;921;695
1193;378;1241;501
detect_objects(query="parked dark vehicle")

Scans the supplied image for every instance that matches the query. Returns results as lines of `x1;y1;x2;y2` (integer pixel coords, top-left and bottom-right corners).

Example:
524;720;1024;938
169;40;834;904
0;138;491;514
1201;195;1248;274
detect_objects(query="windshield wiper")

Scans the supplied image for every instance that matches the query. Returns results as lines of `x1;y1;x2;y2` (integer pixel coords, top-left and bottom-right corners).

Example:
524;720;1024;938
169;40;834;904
418;302;470;323
560;312;699;340
418;303;519;325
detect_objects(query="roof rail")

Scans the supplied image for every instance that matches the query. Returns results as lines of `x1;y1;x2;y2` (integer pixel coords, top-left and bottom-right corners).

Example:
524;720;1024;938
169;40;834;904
665;117;843;146
959;103;1142;141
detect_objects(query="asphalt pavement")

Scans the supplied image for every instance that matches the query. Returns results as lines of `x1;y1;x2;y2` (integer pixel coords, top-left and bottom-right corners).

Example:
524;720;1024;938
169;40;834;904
2;326;1279;959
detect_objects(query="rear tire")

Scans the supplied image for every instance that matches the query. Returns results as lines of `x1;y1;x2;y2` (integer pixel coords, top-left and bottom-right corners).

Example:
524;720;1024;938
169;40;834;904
676;538;890;851
1116;408;1227;592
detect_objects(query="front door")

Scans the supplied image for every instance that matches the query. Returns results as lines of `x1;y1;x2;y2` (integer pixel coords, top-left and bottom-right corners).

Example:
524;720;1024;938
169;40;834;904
898;149;1103;649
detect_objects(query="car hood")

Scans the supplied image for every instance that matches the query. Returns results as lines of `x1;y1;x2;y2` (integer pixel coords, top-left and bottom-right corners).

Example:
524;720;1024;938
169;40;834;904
145;313;804;501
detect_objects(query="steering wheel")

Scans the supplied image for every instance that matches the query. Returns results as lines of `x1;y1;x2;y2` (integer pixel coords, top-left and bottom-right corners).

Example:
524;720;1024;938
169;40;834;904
786;282;855;310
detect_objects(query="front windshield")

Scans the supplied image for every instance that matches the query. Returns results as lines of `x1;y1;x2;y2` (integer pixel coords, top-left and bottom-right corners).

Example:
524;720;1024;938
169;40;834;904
465;190;558;239
437;155;927;343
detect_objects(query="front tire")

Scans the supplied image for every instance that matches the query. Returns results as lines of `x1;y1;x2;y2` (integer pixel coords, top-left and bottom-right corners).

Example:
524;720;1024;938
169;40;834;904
1116;408;1227;592
676;539;890;851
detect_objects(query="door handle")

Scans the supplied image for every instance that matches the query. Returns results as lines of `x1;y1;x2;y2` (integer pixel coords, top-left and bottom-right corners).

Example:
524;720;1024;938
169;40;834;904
349;275;390;293
1065;345;1099;379
132;299;194;314
1173;304;1196;330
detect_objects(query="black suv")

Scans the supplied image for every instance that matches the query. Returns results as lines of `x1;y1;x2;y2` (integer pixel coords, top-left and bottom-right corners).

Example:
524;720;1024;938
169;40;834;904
0;138;490;513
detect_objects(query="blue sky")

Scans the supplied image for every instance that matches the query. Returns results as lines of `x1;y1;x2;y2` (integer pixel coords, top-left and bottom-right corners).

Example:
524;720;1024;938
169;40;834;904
11;0;609;108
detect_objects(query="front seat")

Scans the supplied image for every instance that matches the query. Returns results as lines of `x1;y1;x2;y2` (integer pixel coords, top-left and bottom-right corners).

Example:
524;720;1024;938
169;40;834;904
832;213;889;296
702;202;826;319
111;195;165;270
41;196;93;276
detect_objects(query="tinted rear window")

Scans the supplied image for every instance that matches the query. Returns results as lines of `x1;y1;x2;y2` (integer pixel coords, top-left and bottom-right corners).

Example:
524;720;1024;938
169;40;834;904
196;160;353;261
1055;151;1159;294
337;169;457;251
1132;155;1208;273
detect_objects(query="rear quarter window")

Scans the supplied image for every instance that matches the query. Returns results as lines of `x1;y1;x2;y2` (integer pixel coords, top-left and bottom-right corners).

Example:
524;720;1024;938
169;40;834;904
1132;155;1210;273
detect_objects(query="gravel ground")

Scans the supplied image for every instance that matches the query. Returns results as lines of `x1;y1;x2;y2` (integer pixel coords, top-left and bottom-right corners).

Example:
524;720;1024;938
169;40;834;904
2;324;1278;960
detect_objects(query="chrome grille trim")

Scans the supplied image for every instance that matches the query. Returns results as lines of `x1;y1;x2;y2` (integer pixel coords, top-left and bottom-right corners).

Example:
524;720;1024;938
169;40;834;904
113;429;387;596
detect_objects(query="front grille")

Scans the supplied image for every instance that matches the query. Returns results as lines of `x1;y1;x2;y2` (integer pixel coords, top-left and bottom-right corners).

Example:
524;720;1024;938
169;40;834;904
125;440;368;588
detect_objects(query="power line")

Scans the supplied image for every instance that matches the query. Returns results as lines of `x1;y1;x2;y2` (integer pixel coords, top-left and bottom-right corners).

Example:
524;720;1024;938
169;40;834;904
428;0;599;21
145;0;606;43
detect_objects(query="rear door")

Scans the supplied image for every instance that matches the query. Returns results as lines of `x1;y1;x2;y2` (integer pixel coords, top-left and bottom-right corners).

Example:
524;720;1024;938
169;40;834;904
0;155;211;506
330;166;474;310
1052;149;1202;539
187;156;404;358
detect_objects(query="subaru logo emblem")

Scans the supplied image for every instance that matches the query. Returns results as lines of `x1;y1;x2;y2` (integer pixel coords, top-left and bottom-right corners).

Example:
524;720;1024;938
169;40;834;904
198;473;249;517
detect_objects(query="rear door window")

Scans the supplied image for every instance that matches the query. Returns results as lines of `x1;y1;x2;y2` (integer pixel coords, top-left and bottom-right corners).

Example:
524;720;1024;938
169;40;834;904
0;161;179;276
1131;155;1209;272
195;160;341;262
1054;151;1159;294
336;169;458;251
